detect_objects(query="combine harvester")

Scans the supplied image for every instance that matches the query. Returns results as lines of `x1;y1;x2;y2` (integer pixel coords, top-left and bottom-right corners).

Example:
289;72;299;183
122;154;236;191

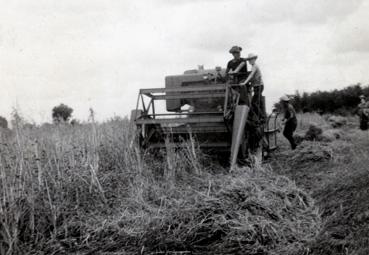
131;66;279;168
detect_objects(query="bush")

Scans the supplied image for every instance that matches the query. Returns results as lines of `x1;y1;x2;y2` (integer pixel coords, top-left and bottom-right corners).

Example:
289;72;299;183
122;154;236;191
0;116;8;129
52;104;73;123
70;119;80;125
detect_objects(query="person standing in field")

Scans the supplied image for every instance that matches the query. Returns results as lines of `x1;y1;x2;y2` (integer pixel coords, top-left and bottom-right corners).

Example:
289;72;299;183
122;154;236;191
281;96;297;150
358;95;367;107
240;53;264;121
358;95;369;130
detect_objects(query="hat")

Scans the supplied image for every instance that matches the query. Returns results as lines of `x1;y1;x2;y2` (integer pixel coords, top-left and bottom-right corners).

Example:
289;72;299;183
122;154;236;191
360;95;366;99
229;46;242;53
280;95;290;102
246;53;258;60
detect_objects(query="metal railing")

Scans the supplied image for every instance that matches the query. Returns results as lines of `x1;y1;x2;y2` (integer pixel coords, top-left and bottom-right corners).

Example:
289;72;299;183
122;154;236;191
134;84;241;123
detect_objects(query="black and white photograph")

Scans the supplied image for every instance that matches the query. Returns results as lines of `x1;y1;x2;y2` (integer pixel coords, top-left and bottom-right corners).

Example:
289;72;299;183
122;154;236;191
1;0;369;254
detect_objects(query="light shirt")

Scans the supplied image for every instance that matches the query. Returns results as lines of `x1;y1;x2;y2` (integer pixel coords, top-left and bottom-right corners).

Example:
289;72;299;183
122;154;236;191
250;64;264;87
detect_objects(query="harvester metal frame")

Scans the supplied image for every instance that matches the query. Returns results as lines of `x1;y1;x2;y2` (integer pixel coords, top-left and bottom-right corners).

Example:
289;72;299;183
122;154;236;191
134;84;241;149
133;82;279;153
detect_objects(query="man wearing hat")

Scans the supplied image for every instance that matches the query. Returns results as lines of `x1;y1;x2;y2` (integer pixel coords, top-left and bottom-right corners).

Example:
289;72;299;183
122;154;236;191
280;95;297;150
240;53;264;120
240;53;263;88
225;46;248;104
358;95;369;130
359;95;367;108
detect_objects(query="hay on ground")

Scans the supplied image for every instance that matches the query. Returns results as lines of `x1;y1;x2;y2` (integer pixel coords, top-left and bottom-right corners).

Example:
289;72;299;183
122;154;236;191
327;115;347;128
287;141;333;164
136;167;321;255
320;129;343;142
304;123;343;142
304;123;323;141
51;167;322;255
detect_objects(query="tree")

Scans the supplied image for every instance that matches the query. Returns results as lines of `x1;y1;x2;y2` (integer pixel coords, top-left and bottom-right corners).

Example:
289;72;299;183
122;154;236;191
275;83;368;115
70;119;80;125
52;104;73;123
0;116;8;129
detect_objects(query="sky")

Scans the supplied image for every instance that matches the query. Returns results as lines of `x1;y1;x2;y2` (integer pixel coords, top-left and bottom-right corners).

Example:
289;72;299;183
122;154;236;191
1;0;369;123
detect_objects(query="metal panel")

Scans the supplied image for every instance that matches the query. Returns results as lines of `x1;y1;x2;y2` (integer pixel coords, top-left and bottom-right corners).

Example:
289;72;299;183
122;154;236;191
135;116;224;125
144;112;221;117
140;84;226;95
153;93;225;100
161;125;228;134
149;142;231;149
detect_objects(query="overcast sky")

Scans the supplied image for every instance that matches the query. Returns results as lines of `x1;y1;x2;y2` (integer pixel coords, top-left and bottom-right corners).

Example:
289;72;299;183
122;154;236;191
1;0;369;123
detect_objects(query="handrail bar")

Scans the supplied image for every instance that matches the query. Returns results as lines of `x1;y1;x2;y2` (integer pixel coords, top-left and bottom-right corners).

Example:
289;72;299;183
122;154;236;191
139;83;243;96
139;112;222;117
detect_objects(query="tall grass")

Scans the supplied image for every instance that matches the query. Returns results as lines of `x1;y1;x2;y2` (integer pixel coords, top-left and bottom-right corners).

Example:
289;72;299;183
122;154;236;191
0;118;131;253
0;116;321;254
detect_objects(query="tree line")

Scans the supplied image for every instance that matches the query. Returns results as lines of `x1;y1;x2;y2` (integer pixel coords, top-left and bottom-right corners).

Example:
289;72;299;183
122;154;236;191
1;83;369;128
0;104;75;129
276;83;369;115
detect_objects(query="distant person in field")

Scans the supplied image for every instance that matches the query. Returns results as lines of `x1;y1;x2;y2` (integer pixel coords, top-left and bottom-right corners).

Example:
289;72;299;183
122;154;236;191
240;53;264;120
358;95;367;108
281;96;297;150
358;95;369;130
226;46;248;105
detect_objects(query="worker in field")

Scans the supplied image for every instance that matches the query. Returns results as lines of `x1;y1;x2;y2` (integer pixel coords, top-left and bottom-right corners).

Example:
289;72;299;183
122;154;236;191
226;46;249;105
281;96;297;150
358;95;369;130
358;95;367;108
240;53;264;121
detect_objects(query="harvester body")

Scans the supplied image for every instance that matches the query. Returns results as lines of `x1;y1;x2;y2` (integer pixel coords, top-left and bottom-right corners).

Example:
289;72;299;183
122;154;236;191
132;66;279;165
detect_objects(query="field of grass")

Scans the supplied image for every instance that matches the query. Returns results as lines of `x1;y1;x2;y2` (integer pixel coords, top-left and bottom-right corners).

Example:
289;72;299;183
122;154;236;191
272;113;369;255
0;113;367;254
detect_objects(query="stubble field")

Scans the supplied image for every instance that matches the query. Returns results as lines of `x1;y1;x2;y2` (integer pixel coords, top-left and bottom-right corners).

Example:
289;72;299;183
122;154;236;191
0;113;368;255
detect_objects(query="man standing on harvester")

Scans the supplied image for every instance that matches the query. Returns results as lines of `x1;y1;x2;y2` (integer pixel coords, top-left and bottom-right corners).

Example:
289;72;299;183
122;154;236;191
225;46;249;105
226;46;248;81
226;46;266;167
240;53;265;121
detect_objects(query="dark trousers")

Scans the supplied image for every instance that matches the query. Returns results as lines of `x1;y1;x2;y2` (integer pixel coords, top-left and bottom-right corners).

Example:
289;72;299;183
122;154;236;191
360;113;368;130
251;85;264;121
283;119;297;149
237;86;249;105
